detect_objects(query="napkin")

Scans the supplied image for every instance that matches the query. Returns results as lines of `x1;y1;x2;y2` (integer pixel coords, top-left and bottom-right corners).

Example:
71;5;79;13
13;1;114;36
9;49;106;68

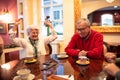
47;74;74;80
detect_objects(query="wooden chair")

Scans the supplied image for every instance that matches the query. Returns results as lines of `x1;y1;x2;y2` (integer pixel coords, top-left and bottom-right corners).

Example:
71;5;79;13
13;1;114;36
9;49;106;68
45;43;52;55
103;42;111;56
0;44;3;57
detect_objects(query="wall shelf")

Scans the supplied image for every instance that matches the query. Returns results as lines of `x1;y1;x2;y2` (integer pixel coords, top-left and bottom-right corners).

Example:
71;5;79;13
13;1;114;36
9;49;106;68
91;26;120;33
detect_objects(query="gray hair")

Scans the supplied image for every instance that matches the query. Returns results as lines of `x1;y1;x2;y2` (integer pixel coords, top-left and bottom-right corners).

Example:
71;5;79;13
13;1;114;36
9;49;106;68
76;18;90;27
26;25;40;33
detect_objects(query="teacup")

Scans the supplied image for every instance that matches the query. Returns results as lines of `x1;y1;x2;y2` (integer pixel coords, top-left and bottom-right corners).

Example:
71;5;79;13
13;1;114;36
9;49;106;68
79;56;89;63
17;69;31;80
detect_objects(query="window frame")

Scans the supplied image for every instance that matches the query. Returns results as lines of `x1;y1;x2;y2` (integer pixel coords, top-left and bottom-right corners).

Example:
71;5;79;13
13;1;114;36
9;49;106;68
41;0;64;40
101;13;114;26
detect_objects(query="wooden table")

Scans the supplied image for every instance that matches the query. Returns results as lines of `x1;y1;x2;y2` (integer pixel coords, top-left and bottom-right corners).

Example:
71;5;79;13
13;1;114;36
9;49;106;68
0;54;113;80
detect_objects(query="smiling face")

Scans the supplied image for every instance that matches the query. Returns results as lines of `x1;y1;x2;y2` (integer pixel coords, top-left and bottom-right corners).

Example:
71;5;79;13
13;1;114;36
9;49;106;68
28;29;39;41
76;18;91;38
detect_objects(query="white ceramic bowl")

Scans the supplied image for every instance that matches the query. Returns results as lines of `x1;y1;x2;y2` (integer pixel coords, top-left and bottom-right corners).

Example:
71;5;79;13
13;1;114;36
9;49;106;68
17;69;31;80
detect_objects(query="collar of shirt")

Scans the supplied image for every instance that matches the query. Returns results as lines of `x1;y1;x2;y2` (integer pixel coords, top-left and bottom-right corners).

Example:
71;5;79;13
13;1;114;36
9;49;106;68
82;30;91;40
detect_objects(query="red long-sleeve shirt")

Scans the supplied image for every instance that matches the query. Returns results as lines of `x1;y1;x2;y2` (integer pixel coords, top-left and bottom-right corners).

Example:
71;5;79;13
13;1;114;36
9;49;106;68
65;30;104;59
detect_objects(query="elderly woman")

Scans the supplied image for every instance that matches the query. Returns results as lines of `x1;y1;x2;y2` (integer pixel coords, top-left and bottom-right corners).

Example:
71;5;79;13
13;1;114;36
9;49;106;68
9;19;57;59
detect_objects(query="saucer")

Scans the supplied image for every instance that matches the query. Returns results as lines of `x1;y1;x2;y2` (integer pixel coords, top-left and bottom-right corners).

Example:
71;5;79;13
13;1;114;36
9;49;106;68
27;74;35;80
24;58;37;64
76;60;90;66
13;74;35;80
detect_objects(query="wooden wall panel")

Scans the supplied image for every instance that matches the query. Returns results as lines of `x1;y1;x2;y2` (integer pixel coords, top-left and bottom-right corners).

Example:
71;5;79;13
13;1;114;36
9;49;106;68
74;0;81;33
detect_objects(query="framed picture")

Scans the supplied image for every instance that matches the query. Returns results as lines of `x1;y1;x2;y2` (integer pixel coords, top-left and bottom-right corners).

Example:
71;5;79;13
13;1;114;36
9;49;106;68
8;23;14;31
0;23;6;33
8;23;18;36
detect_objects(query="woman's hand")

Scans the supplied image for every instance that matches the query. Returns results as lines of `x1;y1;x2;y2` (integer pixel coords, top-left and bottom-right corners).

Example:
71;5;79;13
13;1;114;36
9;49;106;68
44;20;53;29
103;63;120;76
12;18;22;31
15;18;22;25
105;52;116;63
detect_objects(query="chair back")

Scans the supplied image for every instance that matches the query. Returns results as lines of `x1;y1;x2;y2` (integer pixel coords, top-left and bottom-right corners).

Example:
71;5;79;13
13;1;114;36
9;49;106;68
45;44;52;55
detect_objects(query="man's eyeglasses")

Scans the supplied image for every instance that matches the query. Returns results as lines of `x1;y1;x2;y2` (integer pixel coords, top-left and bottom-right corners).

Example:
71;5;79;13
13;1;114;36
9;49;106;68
76;26;88;31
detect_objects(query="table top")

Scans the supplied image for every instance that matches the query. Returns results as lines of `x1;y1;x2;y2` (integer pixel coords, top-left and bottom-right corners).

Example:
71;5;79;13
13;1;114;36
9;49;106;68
0;54;113;80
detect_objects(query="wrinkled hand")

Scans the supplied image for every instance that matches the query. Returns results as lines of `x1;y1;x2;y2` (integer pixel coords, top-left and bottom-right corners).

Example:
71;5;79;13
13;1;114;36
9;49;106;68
15;18;22;25
12;18;22;31
103;63;120;76
78;50;87;56
105;52;116;63
44;20;53;28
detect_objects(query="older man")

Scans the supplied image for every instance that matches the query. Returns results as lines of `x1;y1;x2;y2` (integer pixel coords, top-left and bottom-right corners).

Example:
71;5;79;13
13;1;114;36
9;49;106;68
9;19;57;59
65;18;104;60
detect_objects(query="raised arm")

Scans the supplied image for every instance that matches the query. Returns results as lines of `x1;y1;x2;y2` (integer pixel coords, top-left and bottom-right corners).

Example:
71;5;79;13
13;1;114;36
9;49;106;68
8;18;26;47
9;18;22;36
44;20;58;44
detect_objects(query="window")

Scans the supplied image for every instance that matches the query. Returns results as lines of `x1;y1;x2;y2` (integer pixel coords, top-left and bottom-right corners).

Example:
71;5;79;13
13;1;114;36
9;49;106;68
41;0;63;40
101;14;113;26
54;11;60;20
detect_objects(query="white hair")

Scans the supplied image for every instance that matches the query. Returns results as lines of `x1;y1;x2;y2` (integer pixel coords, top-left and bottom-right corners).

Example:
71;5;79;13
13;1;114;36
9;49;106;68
77;18;90;27
26;25;40;33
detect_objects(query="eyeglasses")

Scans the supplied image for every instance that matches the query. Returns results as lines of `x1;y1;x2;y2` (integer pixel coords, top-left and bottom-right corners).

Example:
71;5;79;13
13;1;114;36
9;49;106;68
76;26;88;31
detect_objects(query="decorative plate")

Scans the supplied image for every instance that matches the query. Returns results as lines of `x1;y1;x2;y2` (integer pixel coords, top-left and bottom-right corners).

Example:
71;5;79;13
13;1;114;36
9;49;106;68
24;58;37;64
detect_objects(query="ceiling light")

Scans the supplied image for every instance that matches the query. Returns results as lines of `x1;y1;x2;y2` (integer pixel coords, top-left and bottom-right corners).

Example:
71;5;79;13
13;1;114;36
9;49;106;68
106;0;115;3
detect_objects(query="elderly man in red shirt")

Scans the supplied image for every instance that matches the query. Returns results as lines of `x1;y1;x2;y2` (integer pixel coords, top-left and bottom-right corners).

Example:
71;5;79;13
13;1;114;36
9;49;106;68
65;18;104;60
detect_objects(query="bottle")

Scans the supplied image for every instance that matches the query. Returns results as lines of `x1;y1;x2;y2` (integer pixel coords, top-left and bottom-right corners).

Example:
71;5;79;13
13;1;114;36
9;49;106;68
44;16;51;36
44;16;51;27
45;16;50;21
